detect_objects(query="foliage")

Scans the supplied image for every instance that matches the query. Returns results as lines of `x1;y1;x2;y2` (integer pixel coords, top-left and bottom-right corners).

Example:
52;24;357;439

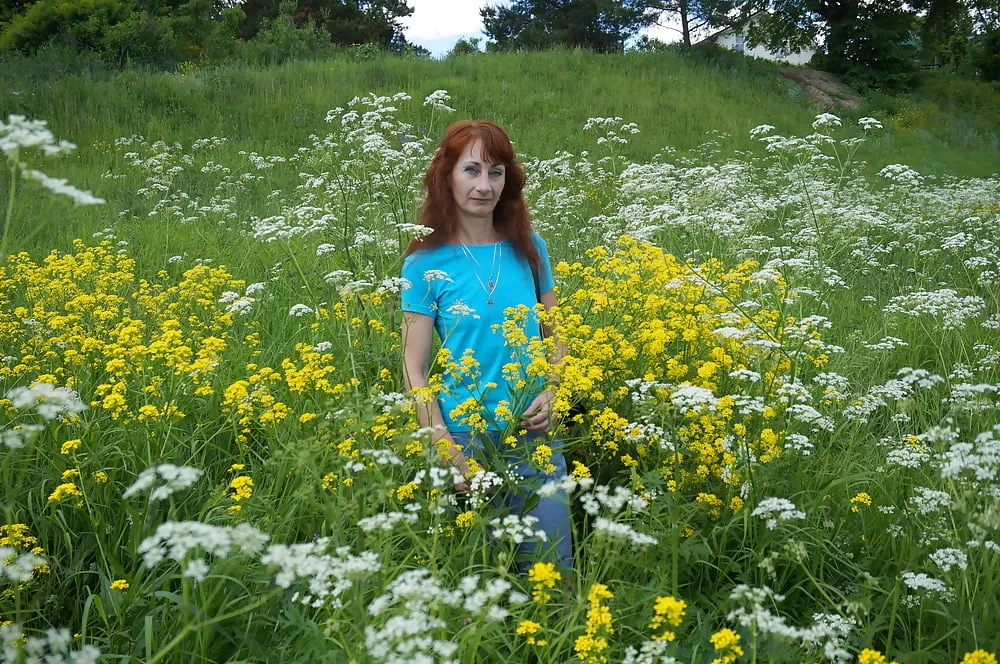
644;0;737;48
446;37;483;57
2;85;1000;662
237;0;412;50
481;0;658;52
0;0;417;65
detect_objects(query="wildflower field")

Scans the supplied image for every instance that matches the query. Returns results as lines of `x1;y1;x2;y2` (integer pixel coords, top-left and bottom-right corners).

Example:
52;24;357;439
2;77;1000;664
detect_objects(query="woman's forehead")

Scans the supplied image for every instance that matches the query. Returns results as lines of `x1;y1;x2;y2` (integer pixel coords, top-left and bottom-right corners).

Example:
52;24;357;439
458;138;502;165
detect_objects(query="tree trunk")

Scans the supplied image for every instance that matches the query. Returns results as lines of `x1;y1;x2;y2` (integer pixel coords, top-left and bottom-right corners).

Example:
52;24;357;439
680;0;691;48
821;0;860;73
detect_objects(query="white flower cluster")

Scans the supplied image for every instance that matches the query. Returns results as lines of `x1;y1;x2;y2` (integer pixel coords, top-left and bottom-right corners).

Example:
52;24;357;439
878;163;923;185
1;115;105;206
909;486;952;514
727;586;856;663
6;382;87;421
1;625;100;664
592;516;658;548
288;303;314;317
138;521;270;581
537;474;594;498
365;568;526;664
357;505;420;532
751;497;807;531
261;541;380;609
585;116;640;145
122;464;204;501
843;369;943;423
622;640;678;664
489;514;548;545
929;547;968;573
900;571;955;605
423;89;456;113
1;423;44;449
218;289;256;315
939;425;1000;493
579;484;648;516
799;612;856;664
0;547;46;582
884;289;986;330
669;384;719;414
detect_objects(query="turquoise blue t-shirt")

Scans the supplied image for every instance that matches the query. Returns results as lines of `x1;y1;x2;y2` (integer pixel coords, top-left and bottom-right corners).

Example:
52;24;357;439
401;233;555;432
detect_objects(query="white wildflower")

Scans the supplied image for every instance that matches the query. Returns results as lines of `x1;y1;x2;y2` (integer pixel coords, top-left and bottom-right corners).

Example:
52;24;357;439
752;497;806;530
123;464;204;501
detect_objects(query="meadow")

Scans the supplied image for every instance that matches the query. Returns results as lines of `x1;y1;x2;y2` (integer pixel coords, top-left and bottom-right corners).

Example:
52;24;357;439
2;50;1000;664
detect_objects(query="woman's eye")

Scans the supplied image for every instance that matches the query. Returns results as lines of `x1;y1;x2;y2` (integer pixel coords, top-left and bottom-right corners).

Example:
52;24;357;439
490;170;503;177
464;167;478;175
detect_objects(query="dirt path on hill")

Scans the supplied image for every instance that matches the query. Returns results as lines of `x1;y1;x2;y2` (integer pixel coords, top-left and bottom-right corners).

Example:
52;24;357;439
778;67;863;110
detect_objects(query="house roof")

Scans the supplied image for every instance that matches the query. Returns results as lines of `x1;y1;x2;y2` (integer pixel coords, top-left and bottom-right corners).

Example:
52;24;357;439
696;9;766;44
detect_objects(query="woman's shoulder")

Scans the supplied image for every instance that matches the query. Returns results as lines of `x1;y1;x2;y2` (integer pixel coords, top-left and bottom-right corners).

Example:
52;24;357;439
530;231;549;253
402;244;456;276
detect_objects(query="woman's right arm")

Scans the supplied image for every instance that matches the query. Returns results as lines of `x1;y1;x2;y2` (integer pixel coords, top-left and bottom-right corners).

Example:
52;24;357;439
401;311;471;478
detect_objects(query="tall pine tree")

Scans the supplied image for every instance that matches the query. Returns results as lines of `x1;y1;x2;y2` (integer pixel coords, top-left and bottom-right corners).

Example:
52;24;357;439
482;0;657;52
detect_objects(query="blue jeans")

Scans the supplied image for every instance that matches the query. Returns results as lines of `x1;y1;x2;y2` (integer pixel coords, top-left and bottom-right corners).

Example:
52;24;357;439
450;430;574;573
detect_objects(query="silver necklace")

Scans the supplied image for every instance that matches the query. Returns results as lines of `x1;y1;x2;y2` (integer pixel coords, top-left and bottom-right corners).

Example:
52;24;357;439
460;242;502;305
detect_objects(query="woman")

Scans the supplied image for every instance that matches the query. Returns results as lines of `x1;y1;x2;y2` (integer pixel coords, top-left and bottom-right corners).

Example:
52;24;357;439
400;120;572;572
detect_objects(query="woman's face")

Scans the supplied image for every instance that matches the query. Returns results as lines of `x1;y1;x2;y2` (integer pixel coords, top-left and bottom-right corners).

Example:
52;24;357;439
449;139;505;223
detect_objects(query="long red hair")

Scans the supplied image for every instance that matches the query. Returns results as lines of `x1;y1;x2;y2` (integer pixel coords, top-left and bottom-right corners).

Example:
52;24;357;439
405;120;540;271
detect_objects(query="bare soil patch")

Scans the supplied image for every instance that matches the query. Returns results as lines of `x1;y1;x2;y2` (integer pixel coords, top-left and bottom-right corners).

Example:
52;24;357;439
778;67;863;110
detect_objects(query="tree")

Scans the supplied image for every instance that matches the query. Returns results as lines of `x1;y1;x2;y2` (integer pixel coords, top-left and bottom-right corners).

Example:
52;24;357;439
481;0;658;52
239;0;412;50
734;0;920;90
645;0;736;48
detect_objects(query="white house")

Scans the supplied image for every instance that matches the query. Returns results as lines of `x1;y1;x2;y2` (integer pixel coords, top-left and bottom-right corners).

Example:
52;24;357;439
698;13;816;66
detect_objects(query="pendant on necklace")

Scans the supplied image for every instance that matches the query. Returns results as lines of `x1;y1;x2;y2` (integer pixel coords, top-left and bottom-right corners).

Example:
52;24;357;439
488;280;494;288
487;298;494;305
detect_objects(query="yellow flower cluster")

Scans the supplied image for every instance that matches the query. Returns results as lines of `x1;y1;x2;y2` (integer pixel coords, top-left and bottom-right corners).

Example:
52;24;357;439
649;595;686;641
527;561;561;604
516;619;547;647
850;492;872;513
574;583;614;664
455;511;477;529
961;651;998;664
544;237;827;505
1;241;241;423
858;648;899;664
228;475;253;514
0;523;49;594
709;628;744;664
110;579;129;591
47;482;82;504
531;444;556;473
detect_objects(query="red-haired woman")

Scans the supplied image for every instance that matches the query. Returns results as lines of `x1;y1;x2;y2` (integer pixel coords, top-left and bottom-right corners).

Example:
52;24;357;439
400;120;572;572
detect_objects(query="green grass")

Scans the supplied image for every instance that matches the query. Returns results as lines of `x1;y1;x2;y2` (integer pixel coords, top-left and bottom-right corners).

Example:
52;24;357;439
2;47;1000;664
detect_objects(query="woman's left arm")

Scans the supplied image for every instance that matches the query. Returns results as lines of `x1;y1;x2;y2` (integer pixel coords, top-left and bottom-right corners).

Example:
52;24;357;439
521;288;564;433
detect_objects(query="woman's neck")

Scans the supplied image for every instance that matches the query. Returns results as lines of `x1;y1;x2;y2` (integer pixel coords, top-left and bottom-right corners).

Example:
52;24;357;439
455;219;501;245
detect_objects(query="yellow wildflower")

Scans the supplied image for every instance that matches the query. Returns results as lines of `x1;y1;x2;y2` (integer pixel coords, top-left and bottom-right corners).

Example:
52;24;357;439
60;439;82;455
110;579;129;591
850;492;872;513
710;628;743;664
527;561;562;604
960;651;998;664
48;482;83;503
455;511;477;528
228;476;254;502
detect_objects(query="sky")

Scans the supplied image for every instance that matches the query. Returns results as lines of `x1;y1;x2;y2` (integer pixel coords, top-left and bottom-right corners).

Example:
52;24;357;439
401;0;678;58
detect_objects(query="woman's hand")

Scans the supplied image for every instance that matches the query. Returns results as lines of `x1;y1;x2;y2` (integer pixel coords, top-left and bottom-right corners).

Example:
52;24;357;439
521;388;554;433
436;435;472;493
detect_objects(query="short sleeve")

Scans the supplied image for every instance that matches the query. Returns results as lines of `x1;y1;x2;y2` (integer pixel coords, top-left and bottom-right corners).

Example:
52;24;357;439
400;253;438;316
533;233;555;294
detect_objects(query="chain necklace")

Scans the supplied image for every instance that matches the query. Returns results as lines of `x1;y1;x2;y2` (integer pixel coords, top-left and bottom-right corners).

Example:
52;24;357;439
459;242;502;305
